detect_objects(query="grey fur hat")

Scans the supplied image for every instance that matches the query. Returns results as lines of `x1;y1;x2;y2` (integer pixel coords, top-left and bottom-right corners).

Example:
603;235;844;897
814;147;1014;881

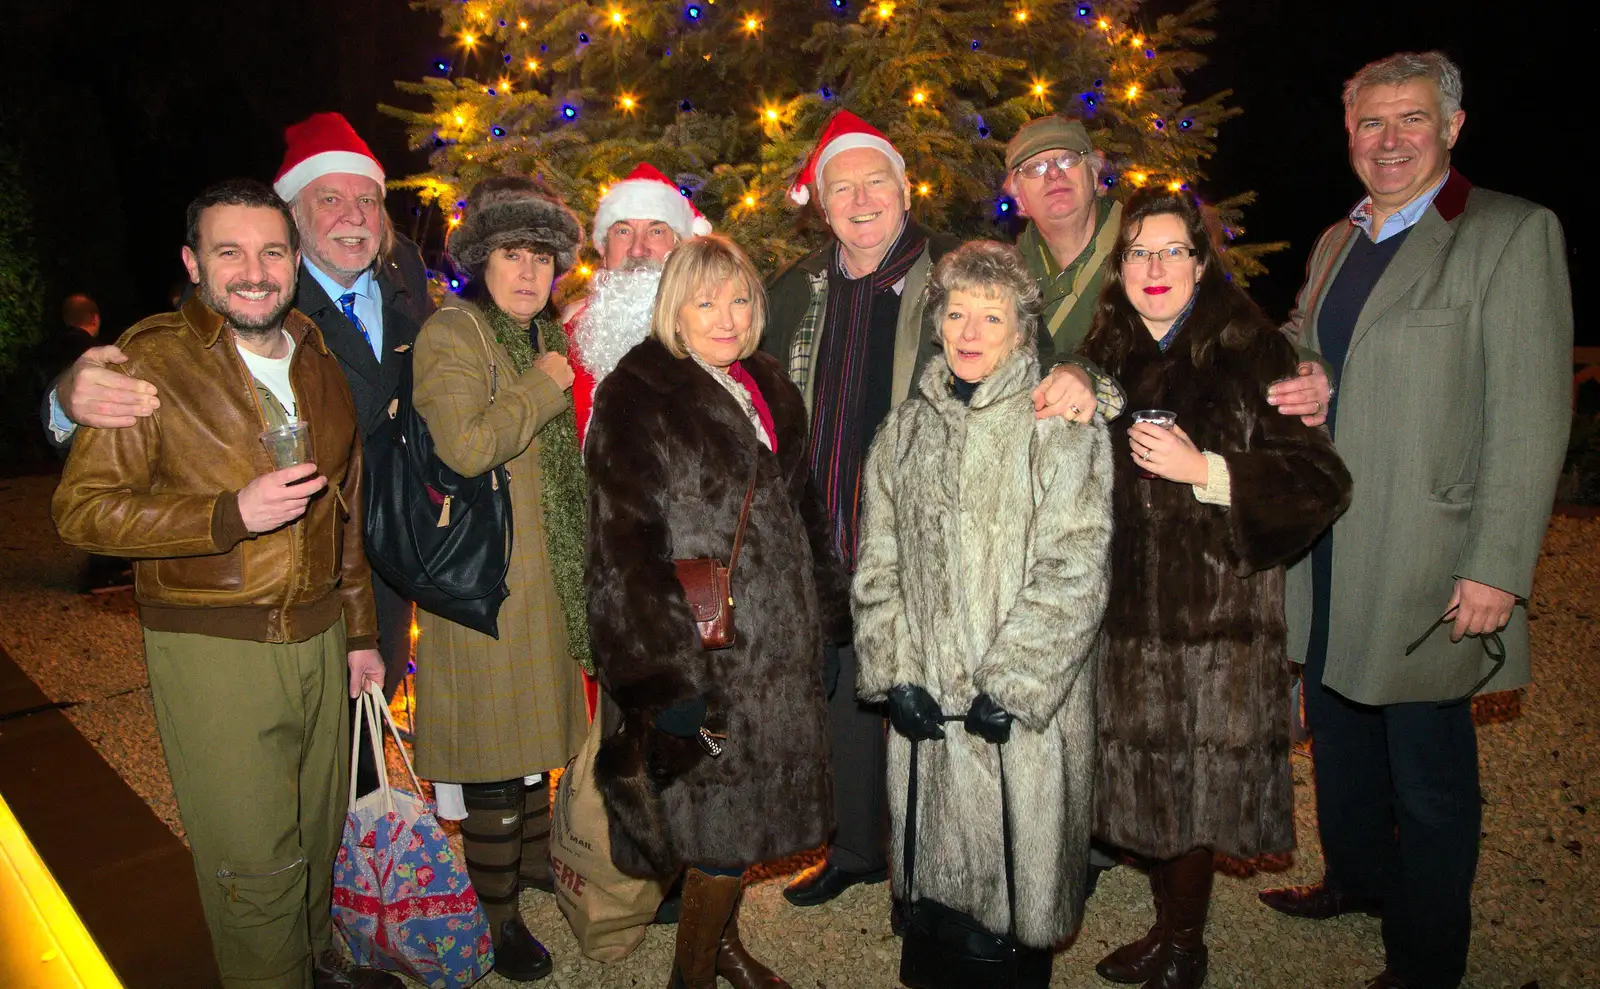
447;175;584;276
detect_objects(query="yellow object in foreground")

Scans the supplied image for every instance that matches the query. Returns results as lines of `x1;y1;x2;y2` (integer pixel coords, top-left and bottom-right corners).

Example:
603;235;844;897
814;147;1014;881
0;792;123;988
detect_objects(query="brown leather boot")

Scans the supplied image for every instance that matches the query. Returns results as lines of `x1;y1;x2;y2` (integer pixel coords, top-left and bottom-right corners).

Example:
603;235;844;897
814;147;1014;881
716;884;791;989
1142;848;1212;989
668;868;742;989
1096;862;1165;983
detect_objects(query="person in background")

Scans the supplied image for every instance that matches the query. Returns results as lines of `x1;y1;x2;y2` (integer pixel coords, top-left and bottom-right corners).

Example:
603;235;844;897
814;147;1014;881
1081;188;1351;989
1257;51;1572;989
853;240;1113;952
52;178;394;989
408;175;589;983
586;234;849;989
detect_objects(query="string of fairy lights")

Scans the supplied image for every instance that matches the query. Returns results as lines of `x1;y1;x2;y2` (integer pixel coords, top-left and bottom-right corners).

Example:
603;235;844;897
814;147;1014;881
414;1;1212;250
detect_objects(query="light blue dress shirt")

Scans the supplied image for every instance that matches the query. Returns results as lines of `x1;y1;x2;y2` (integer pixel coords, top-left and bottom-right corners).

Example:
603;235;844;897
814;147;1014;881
303;260;384;358
1348;171;1450;243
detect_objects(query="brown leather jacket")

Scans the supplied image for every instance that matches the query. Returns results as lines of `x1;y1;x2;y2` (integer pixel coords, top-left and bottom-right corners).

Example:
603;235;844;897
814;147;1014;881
53;296;377;649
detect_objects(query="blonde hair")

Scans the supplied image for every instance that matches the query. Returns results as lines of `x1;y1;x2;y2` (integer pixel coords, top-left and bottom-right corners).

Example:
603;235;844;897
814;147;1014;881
650;234;766;361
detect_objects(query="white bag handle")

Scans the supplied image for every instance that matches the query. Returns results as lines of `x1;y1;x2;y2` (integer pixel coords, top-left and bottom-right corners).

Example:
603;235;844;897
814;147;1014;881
347;685;426;813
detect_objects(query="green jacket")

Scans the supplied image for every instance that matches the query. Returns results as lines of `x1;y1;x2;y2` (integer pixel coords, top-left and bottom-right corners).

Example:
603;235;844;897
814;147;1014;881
1282;170;1572;705
1017;196;1119;359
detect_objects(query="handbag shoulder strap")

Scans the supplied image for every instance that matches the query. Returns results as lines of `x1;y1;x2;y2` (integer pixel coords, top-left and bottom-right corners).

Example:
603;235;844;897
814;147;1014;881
725;458;760;574
438;305;499;404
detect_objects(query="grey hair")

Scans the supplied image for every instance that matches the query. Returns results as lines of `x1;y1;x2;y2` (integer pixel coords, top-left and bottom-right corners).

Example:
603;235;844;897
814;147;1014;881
1342;50;1464;127
922;240;1042;352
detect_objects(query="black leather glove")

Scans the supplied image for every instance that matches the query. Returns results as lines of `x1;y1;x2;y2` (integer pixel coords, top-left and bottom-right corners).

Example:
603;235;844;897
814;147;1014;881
822;644;842;700
964;693;1014;744
652;695;708;738
887;684;946;741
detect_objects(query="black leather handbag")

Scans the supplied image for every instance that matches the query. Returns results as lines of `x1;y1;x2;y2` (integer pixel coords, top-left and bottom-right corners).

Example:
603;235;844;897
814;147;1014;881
898;722;1052;989
363;321;512;638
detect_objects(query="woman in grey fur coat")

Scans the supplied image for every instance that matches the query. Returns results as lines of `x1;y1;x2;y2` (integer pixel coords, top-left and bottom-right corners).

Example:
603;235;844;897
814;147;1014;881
854;240;1114;950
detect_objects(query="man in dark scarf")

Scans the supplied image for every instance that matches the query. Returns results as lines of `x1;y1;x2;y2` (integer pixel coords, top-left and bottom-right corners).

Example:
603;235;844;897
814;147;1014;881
763;113;954;912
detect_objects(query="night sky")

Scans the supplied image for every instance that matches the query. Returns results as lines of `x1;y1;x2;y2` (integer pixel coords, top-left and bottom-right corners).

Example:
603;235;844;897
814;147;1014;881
6;0;1584;339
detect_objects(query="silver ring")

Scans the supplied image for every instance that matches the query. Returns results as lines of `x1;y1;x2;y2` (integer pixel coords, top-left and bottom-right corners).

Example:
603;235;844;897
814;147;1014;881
1313;400;1322;414
1070;405;1082;416
1140;451;1149;461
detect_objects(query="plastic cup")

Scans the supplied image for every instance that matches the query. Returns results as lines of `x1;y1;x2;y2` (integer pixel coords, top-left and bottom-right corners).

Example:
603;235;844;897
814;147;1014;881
1131;409;1176;479
261;421;312;470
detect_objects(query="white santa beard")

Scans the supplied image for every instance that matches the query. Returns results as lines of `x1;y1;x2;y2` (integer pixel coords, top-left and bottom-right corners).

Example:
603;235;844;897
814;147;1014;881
573;265;664;436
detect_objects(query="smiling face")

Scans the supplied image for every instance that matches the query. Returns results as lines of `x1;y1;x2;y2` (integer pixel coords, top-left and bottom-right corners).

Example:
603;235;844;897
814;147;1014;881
677;276;755;369
1120;212;1203;338
483;245;555;324
1347;78;1463;215
941;287;1022;383
181;204;298;336
1008;148;1099;227
603;218;679;270
293;173;384;282
819;147;910;271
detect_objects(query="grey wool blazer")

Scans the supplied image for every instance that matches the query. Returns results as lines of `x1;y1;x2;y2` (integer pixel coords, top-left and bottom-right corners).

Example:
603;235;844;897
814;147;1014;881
1283;168;1572;706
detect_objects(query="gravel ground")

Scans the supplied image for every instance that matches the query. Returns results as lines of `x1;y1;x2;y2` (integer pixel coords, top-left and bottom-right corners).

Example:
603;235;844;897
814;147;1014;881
1;472;1595;988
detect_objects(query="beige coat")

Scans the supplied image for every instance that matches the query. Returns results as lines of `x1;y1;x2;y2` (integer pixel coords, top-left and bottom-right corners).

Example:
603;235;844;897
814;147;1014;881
411;300;588;783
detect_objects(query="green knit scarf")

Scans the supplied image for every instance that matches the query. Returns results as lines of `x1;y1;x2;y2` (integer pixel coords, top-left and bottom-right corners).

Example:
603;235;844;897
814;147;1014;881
480;300;593;675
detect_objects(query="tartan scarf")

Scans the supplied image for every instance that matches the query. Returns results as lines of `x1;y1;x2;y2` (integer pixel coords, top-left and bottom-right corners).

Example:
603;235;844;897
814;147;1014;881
806;218;928;570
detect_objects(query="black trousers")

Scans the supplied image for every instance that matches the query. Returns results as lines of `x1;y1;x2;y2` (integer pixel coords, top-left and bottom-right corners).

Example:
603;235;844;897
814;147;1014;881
824;644;889;874
353;571;414;797
1304;627;1481;989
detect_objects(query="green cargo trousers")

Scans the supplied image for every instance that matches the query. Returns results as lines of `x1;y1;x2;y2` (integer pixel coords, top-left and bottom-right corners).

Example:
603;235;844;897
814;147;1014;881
144;620;349;989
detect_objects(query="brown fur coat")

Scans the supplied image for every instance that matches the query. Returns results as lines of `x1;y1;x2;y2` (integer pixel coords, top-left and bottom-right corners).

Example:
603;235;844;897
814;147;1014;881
584;338;851;878
1086;317;1351;860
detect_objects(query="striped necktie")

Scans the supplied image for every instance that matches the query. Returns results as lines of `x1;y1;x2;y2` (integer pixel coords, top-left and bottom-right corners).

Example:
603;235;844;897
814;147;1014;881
337;292;374;354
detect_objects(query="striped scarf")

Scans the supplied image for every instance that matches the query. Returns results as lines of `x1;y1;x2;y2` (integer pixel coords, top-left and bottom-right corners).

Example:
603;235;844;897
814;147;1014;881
805;219;928;570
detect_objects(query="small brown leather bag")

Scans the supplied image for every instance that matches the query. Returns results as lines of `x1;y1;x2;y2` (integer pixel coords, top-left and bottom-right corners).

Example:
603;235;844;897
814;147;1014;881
673;466;758;650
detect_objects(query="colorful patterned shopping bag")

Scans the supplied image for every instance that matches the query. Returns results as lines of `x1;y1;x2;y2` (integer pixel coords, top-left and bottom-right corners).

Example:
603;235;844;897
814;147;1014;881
332;686;494;987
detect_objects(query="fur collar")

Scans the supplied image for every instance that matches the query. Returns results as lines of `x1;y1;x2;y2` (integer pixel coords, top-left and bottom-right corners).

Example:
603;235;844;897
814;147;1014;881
914;347;1039;420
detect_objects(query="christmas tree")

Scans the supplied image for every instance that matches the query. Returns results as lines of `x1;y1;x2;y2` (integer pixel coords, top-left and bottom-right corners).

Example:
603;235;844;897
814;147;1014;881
385;0;1283;287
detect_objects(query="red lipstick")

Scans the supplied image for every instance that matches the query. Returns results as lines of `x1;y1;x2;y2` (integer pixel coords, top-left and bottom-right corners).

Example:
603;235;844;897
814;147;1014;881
1143;286;1171;295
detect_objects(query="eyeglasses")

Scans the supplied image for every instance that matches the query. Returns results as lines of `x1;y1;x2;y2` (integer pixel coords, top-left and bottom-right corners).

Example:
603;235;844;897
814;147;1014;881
1013;151;1088;180
1121;246;1199;265
1404;605;1507;707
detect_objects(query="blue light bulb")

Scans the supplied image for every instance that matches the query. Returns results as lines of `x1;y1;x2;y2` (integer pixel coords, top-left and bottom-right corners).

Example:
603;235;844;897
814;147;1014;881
562;105;578;119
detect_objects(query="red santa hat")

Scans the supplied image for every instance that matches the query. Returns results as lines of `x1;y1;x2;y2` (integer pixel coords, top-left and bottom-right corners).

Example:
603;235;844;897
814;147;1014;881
591;163;713;246
273;112;386;202
788;110;906;206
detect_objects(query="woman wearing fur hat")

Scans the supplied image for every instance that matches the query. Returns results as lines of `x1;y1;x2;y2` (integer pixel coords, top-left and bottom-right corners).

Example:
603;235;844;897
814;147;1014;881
585;235;851;989
852;240;1114;957
410;175;589;982
1080;190;1351;989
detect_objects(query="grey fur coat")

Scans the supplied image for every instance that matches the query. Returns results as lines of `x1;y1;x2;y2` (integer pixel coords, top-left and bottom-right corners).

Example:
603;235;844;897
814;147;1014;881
854;349;1114;948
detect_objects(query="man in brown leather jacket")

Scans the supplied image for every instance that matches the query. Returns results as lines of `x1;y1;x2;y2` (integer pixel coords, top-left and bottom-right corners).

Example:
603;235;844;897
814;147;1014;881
52;179;393;989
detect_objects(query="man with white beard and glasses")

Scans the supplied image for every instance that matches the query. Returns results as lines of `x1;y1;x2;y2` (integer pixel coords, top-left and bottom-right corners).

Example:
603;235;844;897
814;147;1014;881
52;179;396;989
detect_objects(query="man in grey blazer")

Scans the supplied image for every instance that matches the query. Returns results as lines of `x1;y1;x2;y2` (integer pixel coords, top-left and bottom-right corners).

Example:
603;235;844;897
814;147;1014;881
1258;52;1572;989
